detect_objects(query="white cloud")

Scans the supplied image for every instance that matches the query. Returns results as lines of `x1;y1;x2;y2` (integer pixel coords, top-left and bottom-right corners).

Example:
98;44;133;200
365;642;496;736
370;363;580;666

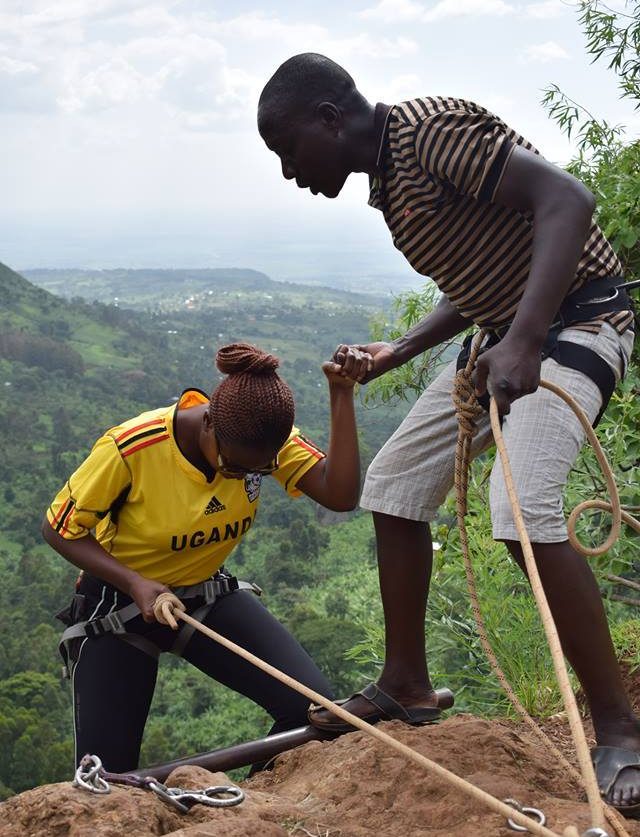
0;56;39;76
379;73;423;102
523;0;568;19
422;0;514;22
358;0;425;22
521;40;570;63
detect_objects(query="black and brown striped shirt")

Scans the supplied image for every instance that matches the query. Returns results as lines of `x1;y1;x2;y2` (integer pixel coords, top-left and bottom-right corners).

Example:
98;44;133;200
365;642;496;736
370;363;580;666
369;97;631;334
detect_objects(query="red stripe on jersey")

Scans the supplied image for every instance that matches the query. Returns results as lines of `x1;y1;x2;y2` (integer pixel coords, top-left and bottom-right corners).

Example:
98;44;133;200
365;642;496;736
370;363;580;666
58;500;76;536
121;433;170;458
115;418;166;444
293;436;325;459
51;499;69;527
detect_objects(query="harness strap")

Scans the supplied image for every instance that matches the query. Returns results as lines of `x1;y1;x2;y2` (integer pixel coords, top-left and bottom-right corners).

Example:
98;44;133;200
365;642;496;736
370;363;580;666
170;581;259;658
548;341;616;428
59;576;261;675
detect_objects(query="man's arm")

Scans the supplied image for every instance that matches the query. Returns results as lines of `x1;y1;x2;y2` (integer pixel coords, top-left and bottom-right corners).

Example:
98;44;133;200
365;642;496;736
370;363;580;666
336;295;471;383
473;144;596;415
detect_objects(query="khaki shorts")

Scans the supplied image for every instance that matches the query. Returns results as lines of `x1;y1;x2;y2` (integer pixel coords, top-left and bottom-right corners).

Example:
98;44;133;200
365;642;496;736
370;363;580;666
361;323;635;542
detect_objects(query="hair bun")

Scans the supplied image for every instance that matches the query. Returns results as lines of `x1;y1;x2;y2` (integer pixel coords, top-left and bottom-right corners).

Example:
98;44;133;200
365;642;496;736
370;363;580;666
216;343;280;376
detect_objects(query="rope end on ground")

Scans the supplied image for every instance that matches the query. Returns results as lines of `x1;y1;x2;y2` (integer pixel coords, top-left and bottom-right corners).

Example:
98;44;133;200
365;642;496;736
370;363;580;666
153;592;186;629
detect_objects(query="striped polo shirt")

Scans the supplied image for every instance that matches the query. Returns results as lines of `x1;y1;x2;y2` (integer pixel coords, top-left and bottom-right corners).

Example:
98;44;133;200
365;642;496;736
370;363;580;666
370;97;631;334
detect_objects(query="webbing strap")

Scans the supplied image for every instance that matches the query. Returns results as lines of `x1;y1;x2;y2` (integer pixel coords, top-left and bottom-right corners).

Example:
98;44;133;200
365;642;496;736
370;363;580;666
170;582;260;659
549;341;617;428
59;579;261;667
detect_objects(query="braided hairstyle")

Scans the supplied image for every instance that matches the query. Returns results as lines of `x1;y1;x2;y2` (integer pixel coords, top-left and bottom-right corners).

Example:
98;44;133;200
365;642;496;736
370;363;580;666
209;343;295;451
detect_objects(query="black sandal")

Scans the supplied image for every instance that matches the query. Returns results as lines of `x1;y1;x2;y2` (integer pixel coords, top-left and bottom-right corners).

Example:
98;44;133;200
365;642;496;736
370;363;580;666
308;682;451;733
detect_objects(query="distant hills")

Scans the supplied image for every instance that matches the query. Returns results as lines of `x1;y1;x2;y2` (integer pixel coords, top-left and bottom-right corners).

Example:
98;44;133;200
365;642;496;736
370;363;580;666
23;267;399;310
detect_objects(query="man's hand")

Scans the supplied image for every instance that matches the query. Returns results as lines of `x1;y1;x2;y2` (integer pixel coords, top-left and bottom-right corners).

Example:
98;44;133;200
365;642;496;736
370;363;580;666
472;338;542;417
322;348;370;388
333;342;399;384
128;576;172;622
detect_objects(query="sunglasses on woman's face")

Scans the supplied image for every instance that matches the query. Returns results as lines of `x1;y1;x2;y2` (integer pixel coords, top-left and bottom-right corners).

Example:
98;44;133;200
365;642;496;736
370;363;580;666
214;434;279;479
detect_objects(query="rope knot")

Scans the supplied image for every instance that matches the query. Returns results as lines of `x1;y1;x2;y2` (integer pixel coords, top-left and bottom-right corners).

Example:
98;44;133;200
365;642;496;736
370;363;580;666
452;368;484;438
153;591;186;629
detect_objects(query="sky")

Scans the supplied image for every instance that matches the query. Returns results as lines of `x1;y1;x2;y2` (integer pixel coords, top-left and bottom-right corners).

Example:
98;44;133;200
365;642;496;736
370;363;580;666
1;0;638;287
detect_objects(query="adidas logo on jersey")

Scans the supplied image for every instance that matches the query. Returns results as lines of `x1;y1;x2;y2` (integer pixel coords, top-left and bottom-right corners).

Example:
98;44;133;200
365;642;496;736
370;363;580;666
204;495;226;515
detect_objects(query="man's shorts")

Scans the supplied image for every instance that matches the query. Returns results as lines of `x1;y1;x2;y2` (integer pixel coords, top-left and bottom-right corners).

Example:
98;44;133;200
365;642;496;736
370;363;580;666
361;323;635;543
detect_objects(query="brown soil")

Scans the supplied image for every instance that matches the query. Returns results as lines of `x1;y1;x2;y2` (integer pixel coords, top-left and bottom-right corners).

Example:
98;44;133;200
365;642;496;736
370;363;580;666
3;663;640;837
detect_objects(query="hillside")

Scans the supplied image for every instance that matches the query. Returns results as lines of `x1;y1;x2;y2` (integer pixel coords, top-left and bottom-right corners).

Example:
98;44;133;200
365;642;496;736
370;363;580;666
0;260;407;798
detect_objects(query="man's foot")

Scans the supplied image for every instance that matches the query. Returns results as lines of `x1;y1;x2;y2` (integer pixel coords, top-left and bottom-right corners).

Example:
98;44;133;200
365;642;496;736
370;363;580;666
308;682;452;732
593;719;640;815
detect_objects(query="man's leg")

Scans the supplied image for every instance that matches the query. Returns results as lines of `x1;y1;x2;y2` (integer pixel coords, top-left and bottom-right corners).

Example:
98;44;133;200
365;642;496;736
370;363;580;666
504;540;640;808
313;359;494;723
491;323;639;808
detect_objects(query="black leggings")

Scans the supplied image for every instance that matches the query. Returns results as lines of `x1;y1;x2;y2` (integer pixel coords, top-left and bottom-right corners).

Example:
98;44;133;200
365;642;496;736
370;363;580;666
71;576;334;772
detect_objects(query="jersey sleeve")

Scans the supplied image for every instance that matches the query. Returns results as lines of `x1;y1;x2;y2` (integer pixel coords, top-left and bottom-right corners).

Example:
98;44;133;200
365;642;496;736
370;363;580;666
46;433;131;539
414;104;514;203
270;427;326;497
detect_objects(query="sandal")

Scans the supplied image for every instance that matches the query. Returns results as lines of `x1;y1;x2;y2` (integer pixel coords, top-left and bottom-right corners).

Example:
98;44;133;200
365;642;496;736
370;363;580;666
308;682;453;733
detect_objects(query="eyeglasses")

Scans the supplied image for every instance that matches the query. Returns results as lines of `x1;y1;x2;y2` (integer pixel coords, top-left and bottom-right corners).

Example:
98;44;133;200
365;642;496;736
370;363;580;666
214;433;279;479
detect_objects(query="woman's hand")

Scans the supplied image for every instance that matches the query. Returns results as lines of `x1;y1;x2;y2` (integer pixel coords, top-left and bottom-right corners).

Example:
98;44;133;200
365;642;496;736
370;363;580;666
128;576;172;622
329;345;374;383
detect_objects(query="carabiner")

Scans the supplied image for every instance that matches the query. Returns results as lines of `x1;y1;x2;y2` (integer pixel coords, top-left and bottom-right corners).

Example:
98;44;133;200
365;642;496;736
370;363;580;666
504;797;547;832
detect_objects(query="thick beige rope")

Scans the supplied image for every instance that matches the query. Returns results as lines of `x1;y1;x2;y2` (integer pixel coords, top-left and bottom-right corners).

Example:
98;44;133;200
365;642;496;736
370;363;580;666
453;330;638;837
153;591;567;837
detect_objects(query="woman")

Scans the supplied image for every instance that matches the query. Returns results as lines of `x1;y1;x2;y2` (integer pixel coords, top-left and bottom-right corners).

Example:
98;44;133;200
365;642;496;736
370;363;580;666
43;342;361;773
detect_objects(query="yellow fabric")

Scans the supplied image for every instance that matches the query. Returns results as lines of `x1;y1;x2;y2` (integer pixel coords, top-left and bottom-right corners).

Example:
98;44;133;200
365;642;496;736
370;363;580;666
46;389;325;585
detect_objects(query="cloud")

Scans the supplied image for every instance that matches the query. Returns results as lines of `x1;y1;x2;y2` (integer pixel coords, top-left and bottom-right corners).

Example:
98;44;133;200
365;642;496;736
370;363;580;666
520;40;570;63
358;0;514;23
0;56;39;76
523;1;568;19
358;0;425;22
422;0;514;22
379;73;423;102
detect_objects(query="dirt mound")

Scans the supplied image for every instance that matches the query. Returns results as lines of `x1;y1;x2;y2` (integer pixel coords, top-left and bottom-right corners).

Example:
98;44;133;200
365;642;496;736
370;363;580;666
2;714;640;837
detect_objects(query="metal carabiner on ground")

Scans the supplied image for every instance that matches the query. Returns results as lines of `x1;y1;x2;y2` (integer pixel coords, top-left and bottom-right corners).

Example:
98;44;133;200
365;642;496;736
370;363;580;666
504;797;547;832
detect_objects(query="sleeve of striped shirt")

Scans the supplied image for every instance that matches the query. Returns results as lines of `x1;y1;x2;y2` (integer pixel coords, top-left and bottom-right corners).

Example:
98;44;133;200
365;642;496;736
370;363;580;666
270;427;326;497
414;106;514;203
46;434;131;539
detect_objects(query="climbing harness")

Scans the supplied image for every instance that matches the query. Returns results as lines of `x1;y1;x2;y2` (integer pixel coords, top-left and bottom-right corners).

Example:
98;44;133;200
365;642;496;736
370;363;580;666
57;568;261;678
456;275;634;426
505;798;547;832
72;753;244;814
453;329;640;837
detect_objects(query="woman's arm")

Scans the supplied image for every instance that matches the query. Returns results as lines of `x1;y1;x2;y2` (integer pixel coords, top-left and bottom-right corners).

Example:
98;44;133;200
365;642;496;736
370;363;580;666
296;361;360;512
42;521;169;622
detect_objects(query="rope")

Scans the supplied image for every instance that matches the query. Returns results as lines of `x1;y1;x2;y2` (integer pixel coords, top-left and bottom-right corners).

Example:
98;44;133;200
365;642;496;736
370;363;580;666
153;591;566;837
453;330;639;837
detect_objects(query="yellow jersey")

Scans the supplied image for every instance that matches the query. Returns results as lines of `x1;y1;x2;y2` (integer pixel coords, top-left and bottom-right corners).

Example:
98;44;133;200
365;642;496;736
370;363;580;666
46;389;325;585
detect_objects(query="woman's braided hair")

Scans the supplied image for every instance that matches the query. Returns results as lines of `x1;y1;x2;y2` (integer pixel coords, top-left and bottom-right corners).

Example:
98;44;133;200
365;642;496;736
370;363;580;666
209;343;295;450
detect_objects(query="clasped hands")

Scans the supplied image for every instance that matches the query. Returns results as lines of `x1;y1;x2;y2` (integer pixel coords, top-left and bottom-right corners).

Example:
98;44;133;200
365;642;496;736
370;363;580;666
330;337;542;416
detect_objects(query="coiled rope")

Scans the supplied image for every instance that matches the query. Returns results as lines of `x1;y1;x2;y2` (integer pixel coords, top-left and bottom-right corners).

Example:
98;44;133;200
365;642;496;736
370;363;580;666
453;329;640;837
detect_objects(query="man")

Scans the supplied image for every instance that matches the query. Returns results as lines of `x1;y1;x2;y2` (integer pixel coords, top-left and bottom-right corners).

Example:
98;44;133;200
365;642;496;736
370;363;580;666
258;53;638;814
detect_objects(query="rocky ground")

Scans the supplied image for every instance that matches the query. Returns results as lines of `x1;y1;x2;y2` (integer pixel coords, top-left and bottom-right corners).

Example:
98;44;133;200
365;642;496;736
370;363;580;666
2;712;640;837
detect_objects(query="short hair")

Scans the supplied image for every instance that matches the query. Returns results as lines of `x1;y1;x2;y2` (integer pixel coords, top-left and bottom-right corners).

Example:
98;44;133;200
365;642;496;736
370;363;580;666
209;343;295;451
258;53;355;136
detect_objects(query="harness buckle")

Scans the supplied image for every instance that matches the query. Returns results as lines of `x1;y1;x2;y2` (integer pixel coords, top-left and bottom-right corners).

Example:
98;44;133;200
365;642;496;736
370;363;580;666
203;580;218;604
103;611;126;635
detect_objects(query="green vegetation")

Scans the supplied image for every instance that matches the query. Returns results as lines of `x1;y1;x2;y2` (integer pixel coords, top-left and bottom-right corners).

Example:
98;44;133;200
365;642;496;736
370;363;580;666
0;260;399;797
1;0;638;802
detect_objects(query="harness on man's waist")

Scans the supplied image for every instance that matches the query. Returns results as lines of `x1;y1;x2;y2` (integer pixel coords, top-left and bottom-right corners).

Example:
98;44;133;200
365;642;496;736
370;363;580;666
456;276;635;427
57;568;262;678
